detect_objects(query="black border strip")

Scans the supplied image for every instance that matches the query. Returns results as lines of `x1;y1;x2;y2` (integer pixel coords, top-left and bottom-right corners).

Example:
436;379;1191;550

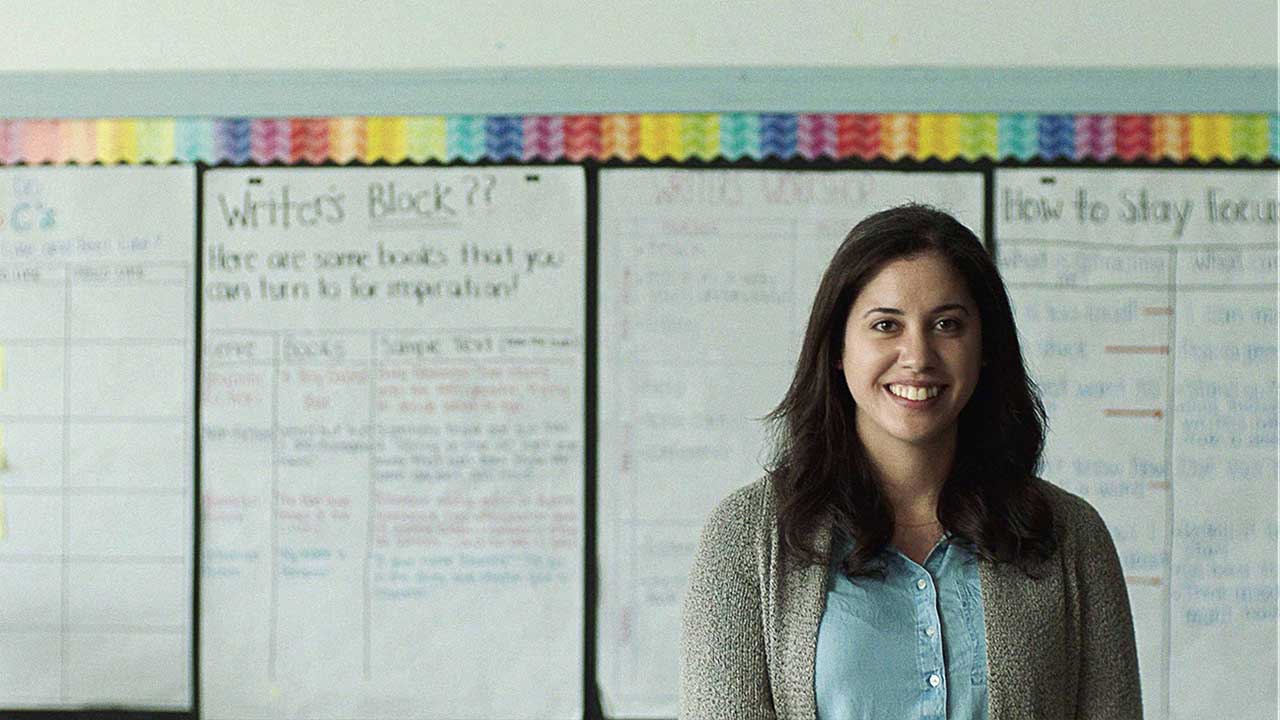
192;162;204;716
583;162;604;720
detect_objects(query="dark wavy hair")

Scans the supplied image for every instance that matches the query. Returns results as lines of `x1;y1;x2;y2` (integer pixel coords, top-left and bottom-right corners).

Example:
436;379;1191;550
765;204;1056;576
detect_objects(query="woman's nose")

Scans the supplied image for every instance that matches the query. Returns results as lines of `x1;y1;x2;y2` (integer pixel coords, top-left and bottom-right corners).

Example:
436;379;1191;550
897;327;937;370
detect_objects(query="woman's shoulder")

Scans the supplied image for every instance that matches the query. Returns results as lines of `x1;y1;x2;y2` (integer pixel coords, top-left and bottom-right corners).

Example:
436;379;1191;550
697;476;775;545
684;478;778;597
1029;477;1117;549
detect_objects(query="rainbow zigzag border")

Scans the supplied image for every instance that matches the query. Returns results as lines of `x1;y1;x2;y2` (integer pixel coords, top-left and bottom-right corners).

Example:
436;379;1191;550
0;114;1276;165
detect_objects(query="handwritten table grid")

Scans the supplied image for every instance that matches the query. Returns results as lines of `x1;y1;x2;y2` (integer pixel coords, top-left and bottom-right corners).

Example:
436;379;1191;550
0;258;192;706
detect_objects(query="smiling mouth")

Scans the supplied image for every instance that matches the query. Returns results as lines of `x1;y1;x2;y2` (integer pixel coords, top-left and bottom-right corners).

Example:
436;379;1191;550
886;383;944;401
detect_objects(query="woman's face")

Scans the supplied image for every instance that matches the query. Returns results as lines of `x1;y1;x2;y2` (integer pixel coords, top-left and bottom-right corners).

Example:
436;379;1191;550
839;251;983;457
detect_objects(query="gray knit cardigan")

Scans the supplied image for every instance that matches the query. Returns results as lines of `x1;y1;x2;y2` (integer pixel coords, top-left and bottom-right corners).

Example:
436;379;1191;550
679;477;1142;719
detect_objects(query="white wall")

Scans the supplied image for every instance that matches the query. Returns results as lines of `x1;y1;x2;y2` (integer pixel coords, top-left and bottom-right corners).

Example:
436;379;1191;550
3;0;1275;73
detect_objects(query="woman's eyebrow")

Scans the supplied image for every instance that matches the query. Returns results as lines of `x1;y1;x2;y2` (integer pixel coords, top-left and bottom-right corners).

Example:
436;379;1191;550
861;306;902;317
860;303;971;318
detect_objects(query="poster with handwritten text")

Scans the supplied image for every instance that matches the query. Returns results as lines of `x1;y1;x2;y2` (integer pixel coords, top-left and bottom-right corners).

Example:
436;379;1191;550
995;168;1278;720
0;166;195;710
597;169;984;716
200;167;585;720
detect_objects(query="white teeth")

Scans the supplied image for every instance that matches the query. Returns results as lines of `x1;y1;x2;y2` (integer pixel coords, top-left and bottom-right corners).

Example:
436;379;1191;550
888;384;941;401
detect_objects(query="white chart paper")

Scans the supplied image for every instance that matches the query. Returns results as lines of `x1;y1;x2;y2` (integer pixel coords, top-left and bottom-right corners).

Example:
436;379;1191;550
597;169;984;716
995;168;1278;720
199;167;585;720
0;166;195;709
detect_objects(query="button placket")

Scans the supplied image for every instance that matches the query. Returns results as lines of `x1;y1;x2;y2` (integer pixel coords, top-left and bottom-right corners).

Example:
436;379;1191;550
915;570;945;706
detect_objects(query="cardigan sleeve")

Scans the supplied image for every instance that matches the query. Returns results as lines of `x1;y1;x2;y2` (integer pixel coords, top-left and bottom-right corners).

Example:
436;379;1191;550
1069;495;1144;719
679;481;776;720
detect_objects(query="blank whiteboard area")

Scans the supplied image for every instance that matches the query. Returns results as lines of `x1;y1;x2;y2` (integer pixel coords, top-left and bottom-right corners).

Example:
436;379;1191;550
199;166;586;720
596;168;984;716
0;165;196;710
995;168;1279;720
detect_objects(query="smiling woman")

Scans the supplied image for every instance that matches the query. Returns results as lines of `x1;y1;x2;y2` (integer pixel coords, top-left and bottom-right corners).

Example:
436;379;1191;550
838;252;984;479
679;205;1142;719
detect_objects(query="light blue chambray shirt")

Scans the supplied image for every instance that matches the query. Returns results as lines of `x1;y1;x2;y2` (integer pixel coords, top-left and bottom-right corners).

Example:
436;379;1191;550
816;530;989;720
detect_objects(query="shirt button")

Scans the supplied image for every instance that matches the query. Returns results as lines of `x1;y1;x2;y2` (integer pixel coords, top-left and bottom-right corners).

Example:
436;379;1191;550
928;674;941;687
916;578;928;590
925;626;937;637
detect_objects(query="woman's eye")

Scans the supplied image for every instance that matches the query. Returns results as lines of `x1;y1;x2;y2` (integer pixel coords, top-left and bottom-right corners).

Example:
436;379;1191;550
871;319;898;332
935;317;961;331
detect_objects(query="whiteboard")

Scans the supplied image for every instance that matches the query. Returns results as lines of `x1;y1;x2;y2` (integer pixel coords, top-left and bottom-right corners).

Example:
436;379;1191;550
995;168;1278;720
597;169;985;716
0;166;195;709
200;166;585;719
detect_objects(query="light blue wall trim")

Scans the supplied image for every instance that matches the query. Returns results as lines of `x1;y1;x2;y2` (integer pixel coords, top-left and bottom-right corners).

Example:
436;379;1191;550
0;67;1274;118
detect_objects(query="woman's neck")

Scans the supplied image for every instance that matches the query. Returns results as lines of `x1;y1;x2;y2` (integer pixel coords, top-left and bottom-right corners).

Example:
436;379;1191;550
863;433;956;526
